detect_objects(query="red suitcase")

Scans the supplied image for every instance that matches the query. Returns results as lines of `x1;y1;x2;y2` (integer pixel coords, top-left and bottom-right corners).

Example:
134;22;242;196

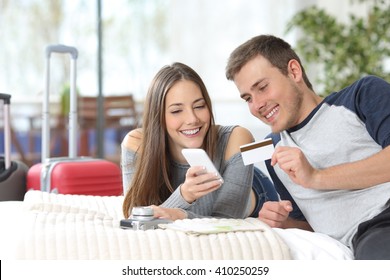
27;158;122;195
26;45;123;196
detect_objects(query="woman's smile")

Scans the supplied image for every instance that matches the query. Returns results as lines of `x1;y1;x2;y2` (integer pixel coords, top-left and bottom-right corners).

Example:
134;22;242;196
181;127;201;137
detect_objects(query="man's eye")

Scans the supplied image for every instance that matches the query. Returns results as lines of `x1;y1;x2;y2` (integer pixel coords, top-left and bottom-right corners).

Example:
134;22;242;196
259;84;267;91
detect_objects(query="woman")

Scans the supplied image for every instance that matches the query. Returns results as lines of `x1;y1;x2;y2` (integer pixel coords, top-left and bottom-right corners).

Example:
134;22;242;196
121;62;278;220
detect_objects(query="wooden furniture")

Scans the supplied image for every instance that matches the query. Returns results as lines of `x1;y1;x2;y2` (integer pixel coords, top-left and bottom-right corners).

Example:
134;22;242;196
8;94;139;166
78;94;139;159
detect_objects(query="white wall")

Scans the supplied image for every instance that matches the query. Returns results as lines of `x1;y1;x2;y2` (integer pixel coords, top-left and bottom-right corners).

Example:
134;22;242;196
1;0;371;138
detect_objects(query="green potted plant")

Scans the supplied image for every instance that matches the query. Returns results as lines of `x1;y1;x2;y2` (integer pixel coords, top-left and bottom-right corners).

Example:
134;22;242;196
60;83;71;116
286;0;390;96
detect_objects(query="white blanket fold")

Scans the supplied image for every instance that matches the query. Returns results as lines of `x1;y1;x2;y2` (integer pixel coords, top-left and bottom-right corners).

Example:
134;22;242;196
14;191;291;260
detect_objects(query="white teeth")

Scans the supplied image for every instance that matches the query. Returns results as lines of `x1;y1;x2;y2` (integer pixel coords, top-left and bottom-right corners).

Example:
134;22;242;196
266;107;278;119
182;128;200;135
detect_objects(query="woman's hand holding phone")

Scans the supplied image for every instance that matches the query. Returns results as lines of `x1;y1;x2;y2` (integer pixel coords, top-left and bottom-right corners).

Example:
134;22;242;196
180;149;224;203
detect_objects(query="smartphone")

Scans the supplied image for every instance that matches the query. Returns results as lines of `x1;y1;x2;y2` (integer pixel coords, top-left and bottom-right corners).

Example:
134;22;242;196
181;148;223;182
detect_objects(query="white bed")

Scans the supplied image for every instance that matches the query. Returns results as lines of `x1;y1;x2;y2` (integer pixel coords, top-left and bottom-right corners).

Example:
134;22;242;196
0;191;353;260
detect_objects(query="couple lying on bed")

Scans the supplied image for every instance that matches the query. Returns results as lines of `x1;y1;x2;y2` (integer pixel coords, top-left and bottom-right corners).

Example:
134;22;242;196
121;35;390;260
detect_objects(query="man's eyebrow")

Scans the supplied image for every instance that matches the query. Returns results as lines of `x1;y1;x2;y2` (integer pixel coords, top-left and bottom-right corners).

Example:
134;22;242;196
240;78;266;99
240;92;249;99
250;78;266;91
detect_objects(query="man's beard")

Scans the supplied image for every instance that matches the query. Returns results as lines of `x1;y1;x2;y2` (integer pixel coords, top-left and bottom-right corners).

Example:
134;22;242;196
270;82;304;133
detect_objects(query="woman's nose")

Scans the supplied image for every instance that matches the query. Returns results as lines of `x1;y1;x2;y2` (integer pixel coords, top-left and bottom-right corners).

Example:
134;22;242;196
185;110;199;124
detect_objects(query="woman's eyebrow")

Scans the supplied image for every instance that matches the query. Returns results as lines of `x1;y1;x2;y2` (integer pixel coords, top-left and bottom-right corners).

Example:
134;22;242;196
193;98;205;104
167;102;183;108
168;98;205;108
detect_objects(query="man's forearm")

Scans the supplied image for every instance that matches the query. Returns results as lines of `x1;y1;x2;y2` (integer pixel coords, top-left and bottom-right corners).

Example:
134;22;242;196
312;145;390;190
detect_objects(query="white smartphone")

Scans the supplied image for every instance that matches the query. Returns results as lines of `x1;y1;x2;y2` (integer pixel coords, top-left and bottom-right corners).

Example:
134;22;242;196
181;148;223;182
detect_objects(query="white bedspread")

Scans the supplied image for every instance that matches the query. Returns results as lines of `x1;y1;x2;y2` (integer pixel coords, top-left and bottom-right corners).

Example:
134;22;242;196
1;191;292;260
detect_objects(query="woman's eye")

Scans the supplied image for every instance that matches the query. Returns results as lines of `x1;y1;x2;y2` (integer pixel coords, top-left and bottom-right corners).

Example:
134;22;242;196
171;110;182;114
194;105;206;109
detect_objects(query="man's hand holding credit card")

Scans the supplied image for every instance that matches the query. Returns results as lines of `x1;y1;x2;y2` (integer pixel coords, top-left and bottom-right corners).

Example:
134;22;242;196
240;138;274;165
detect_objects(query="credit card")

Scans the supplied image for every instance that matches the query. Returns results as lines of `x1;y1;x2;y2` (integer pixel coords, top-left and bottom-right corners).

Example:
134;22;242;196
240;138;274;165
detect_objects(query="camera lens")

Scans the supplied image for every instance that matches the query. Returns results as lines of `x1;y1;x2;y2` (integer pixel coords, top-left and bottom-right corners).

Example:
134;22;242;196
131;206;154;221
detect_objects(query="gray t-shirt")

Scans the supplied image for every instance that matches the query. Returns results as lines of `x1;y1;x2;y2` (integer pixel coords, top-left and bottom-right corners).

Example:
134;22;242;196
121;125;252;218
267;76;390;248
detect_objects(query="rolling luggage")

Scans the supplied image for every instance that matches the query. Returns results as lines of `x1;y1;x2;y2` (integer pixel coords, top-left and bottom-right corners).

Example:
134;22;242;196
0;93;29;201
26;45;123;196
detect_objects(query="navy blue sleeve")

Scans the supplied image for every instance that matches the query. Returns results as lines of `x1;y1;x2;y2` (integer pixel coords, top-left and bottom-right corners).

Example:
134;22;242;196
334;76;390;148
266;133;307;221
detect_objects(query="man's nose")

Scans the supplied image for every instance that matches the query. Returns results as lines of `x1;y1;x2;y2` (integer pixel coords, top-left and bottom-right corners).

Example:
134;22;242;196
253;94;266;112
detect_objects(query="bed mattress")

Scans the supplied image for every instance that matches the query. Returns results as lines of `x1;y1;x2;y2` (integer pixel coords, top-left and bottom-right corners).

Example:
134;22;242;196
1;191;294;260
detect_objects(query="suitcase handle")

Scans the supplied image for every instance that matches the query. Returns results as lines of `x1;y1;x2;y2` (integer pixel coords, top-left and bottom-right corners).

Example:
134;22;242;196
0;93;11;104
42;45;78;161
45;44;78;59
0;93;11;169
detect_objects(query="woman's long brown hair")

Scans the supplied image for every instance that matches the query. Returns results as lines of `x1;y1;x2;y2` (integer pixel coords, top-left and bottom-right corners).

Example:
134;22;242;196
122;62;218;218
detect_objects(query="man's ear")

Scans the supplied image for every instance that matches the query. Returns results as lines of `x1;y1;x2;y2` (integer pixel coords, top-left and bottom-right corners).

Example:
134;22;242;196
287;59;303;81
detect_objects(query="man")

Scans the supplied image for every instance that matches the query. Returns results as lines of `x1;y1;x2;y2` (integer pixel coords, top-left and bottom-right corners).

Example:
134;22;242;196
225;34;390;259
